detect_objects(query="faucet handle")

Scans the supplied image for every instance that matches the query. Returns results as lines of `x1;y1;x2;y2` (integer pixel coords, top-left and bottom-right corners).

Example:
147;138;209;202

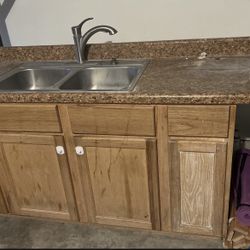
71;17;94;35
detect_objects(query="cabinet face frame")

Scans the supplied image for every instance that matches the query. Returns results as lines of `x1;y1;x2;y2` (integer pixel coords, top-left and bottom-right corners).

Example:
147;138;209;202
0;134;78;221
74;136;160;230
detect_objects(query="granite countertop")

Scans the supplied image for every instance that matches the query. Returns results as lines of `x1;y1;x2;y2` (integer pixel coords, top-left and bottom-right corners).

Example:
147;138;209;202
0;55;250;105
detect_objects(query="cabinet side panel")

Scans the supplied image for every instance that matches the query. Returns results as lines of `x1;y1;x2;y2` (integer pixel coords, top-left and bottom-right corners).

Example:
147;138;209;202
222;105;236;236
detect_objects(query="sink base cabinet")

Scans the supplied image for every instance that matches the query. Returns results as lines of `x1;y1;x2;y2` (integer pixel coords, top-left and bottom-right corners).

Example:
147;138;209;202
0;104;236;239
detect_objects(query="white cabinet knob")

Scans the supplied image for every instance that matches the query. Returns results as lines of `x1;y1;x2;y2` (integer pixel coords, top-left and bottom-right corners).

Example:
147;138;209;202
56;146;65;155
75;146;84;156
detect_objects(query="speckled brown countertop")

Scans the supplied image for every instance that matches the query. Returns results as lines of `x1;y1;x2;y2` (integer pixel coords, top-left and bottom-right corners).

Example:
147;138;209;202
0;56;250;105
1;37;250;105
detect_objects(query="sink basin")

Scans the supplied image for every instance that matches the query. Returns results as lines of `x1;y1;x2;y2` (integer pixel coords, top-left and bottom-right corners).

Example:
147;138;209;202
0;60;148;92
0;68;70;90
59;65;142;91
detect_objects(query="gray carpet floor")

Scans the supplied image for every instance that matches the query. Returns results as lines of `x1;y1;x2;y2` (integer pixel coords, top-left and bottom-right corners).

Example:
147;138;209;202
0;215;222;248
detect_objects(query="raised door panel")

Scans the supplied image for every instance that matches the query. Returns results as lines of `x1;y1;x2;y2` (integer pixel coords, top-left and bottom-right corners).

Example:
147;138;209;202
170;140;227;236
75;136;160;230
0;134;78;221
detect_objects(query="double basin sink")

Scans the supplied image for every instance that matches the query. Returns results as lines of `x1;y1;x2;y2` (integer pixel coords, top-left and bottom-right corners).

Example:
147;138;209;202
0;60;148;92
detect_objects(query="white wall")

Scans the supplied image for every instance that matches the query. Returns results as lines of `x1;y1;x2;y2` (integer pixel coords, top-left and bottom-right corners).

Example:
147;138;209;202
2;0;250;46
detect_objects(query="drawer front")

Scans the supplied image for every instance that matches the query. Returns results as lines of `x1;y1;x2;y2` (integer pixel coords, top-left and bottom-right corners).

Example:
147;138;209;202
68;105;155;136
168;106;230;138
0;105;61;132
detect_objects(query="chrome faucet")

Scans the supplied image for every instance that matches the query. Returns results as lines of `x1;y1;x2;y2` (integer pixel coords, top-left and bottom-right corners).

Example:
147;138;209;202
71;17;117;63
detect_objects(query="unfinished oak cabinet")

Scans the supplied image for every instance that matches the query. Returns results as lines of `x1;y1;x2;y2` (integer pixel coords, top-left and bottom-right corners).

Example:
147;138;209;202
74;136;160;230
0;103;236;239
0;134;78;221
167;105;230;236
157;105;236;238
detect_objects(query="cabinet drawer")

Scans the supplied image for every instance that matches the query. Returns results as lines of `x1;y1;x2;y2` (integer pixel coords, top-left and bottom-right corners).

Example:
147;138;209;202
68;105;155;136
0;105;61;132
168;106;230;138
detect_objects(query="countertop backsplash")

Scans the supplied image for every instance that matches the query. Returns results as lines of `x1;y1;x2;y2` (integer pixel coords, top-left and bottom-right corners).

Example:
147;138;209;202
1;37;250;62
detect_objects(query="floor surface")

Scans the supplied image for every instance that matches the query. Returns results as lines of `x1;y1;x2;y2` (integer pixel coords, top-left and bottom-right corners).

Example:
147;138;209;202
0;216;223;248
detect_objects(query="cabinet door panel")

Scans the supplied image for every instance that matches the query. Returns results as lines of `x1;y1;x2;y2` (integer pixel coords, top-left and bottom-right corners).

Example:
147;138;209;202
170;140;227;236
75;136;160;230
0;135;77;221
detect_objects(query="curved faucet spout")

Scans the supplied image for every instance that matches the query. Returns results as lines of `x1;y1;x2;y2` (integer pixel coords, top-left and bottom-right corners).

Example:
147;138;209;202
71;18;117;64
71;17;94;36
80;25;118;63
85;25;117;36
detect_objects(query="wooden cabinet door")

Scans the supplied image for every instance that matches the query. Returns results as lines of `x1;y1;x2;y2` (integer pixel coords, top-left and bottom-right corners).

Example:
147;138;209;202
75;136;160;230
169;139;227;236
0;134;78;221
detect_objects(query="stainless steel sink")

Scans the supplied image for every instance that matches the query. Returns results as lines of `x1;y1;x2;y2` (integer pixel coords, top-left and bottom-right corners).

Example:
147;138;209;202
0;60;148;92
0;68;71;90
59;65;143;91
